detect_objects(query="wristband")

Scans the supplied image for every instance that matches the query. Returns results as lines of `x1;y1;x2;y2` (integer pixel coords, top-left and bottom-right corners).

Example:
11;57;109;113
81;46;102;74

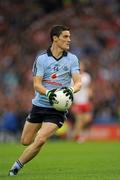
70;87;74;93
46;90;49;96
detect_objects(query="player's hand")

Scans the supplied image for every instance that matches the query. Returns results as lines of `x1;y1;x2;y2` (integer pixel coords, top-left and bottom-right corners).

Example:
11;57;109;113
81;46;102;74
61;87;74;101
46;89;57;105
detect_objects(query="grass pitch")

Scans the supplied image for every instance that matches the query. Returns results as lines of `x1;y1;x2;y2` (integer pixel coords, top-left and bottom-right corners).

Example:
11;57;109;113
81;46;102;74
0;140;120;180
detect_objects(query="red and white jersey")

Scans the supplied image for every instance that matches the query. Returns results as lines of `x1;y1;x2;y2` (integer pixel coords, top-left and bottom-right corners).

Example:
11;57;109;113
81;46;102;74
73;72;91;104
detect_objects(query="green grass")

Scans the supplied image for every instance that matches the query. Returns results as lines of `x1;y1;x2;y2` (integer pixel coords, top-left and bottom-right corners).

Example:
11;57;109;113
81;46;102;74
0;141;120;180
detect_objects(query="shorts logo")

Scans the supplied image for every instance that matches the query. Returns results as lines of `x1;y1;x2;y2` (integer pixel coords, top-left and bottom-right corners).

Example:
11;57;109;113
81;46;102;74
59;122;63;125
27;114;31;119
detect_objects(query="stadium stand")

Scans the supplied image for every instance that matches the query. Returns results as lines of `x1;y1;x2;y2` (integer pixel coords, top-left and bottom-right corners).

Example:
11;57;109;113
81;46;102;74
0;0;120;141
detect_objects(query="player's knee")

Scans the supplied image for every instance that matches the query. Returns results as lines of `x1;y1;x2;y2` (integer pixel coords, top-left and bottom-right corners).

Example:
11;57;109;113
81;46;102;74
35;136;47;148
20;137;32;146
38;136;47;146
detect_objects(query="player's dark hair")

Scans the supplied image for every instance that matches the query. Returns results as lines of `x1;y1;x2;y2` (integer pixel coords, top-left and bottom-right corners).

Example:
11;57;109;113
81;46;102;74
50;25;70;42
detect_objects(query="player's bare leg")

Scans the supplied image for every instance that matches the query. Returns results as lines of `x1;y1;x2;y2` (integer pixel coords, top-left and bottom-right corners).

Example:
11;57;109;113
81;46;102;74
8;121;41;176
72;113;92;142
19;122;58;164
71;114;83;140
21;121;42;145
9;122;58;176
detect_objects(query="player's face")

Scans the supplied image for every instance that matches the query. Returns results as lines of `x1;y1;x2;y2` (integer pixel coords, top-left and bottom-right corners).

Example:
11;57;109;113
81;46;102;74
56;31;71;51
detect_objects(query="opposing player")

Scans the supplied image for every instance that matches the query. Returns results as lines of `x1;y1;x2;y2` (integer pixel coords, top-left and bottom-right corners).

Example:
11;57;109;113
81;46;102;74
71;61;93;142
8;25;81;176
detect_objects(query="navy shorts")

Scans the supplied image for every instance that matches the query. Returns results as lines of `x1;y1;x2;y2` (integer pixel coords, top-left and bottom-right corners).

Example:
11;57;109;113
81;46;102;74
26;105;67;128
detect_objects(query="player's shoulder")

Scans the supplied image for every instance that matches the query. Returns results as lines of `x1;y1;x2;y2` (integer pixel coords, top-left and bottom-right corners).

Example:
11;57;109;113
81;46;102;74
67;52;79;64
34;50;48;63
67;51;79;60
36;50;47;59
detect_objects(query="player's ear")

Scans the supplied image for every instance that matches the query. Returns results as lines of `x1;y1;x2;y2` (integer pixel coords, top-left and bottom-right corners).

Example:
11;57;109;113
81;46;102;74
53;35;58;42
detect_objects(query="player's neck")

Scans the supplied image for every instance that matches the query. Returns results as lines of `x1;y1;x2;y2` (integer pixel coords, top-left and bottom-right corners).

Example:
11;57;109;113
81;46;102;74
50;45;63;59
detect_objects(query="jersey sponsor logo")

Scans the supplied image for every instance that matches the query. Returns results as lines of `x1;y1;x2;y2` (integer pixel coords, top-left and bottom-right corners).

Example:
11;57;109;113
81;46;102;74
51;73;57;79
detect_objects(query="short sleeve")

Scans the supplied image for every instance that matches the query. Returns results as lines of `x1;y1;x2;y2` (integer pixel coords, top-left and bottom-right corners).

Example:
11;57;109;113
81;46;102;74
71;55;80;74
32;56;44;76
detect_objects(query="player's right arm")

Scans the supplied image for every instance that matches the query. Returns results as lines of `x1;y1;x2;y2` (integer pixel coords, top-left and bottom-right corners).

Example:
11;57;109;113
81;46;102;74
32;56;56;103
32;56;48;95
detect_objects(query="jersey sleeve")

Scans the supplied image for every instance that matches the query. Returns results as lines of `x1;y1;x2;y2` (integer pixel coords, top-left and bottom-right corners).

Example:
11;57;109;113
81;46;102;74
70;55;80;74
32;56;44;76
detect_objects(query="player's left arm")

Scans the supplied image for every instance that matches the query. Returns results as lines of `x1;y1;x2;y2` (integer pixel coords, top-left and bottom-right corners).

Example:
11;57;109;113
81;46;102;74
69;55;82;93
71;72;82;93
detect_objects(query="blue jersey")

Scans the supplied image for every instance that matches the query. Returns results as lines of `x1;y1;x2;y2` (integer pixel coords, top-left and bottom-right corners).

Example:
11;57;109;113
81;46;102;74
32;49;80;108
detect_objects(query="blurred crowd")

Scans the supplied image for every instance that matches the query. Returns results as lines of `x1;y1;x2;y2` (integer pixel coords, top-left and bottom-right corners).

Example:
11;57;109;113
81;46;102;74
0;0;120;136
